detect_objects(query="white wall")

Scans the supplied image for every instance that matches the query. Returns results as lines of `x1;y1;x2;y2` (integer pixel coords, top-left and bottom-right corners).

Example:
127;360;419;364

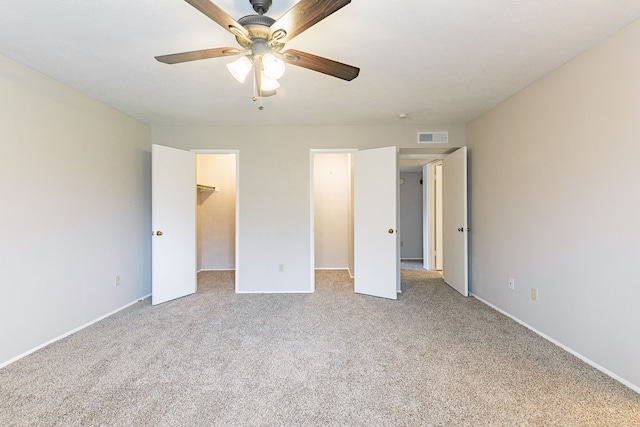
196;154;236;271
466;19;640;391
399;172;423;259
152;125;464;293
314;153;350;269
0;53;151;366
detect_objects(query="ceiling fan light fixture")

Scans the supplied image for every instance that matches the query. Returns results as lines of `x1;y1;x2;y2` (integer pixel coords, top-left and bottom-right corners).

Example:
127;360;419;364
156;0;360;108
226;56;253;83
262;53;285;80
260;75;280;91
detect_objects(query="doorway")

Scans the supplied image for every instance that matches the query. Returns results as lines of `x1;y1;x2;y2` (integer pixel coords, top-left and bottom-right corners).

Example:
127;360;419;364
399;157;444;272
151;145;240;305
195;152;238;276
398;147;468;296
311;147;399;299
310;151;355;290
399;170;424;264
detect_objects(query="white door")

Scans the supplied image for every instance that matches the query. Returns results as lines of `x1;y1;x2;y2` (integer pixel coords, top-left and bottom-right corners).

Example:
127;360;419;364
442;147;468;296
152;144;197;305
354;146;399;299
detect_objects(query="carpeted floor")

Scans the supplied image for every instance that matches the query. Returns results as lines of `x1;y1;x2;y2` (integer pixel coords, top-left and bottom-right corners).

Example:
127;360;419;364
1;269;639;426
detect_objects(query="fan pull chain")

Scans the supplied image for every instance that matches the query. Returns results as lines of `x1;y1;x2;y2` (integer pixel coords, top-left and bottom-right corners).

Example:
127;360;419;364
251;60;265;110
252;68;257;102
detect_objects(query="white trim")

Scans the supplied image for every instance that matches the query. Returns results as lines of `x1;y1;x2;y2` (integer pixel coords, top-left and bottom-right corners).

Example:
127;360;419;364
0;294;151;369
309;150;316;293
311;149;358;154
424;162;434;270
197;268;236;273
471;293;640;394
190;149;237;154
398;153;446;160
314;268;350;271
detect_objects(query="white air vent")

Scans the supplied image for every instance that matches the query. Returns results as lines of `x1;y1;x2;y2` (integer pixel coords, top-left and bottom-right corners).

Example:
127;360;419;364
418;131;448;144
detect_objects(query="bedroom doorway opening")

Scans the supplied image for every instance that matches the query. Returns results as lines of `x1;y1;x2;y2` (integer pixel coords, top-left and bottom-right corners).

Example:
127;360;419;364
310;150;355;291
195;153;238;276
398;155;445;272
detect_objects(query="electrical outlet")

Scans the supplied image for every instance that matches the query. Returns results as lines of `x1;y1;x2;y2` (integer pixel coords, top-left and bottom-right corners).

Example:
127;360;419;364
278;264;284;273
531;287;538;301
115;275;121;286
508;277;515;290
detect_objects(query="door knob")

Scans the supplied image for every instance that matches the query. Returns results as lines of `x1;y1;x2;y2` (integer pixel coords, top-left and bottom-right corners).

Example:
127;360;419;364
156;231;163;236
388;228;394;234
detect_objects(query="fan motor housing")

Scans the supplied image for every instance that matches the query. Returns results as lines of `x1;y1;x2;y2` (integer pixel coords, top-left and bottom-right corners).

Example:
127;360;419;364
250;0;272;15
236;15;283;51
238;14;275;28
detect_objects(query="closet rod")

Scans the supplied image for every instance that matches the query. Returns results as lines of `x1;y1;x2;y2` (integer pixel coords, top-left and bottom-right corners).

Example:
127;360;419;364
197;184;217;192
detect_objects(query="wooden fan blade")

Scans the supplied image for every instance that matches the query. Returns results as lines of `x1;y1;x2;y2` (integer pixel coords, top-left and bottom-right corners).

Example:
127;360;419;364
155;47;242;64
282;49;359;81
269;0;351;43
185;0;251;41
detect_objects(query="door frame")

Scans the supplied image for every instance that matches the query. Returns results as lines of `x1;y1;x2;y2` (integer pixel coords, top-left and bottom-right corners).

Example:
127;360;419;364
398;153;445;271
309;149;357;292
192;149;240;292
423;160;444;270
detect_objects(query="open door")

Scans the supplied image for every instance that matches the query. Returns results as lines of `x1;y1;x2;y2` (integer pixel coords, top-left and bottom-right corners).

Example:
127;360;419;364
152;144;197;305
354;146;399;299
442;147;468;296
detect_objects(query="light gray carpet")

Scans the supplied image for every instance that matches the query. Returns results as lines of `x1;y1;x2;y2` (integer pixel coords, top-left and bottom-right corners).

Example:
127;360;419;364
1;270;639;426
400;259;428;271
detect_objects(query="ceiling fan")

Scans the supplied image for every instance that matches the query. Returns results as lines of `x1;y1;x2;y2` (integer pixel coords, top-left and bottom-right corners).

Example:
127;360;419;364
155;0;360;108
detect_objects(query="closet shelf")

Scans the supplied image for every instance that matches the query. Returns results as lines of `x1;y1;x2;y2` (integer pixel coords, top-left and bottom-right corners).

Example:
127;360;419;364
197;184;218;193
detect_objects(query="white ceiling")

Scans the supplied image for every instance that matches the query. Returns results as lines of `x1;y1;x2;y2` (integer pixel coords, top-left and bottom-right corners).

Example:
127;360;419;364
1;1;640;127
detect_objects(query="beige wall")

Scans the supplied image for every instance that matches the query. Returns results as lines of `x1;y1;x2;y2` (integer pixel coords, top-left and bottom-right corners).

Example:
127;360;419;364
313;153;351;269
400;171;424;259
0;54;152;366
153;125;464;293
467;19;640;391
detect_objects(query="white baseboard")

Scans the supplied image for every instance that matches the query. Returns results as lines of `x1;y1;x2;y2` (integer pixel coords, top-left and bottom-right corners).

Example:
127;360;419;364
471;293;640;394
197;268;235;273
0;294;151;370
